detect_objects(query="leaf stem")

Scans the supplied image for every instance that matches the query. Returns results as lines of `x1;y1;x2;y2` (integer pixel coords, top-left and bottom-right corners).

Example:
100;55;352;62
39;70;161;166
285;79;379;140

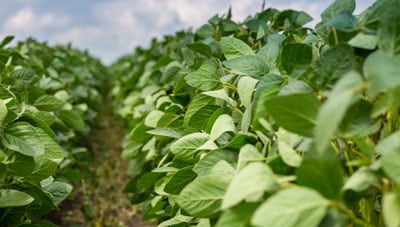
332;28;340;45
223;82;237;92
330;201;373;227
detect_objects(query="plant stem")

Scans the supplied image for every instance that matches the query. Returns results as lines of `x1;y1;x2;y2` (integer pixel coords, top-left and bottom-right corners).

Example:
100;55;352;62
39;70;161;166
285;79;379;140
330;201;373;227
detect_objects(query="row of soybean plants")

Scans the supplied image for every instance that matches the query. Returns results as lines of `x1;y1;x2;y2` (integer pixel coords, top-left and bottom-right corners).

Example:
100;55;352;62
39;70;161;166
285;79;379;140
111;0;400;226
0;37;107;225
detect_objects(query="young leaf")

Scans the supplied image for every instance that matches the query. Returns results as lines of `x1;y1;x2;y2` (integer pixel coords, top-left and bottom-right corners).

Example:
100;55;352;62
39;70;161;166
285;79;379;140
0;189;34;208
263;93;321;137
220;37;254;60
186;60;222;91
222;162;277;210
176;161;235;217
223;56;269;77
170;133;209;162
252;187;329;227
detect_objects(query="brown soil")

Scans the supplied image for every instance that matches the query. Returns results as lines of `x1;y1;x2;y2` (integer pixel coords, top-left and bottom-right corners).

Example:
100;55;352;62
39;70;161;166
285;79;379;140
46;96;155;227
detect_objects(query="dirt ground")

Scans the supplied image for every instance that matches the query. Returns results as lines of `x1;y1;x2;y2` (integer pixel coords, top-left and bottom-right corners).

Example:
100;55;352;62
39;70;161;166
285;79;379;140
46;96;155;227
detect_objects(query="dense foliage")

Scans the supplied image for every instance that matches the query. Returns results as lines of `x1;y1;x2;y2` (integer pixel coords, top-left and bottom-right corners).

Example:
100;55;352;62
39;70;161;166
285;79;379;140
110;0;400;226
0;37;107;225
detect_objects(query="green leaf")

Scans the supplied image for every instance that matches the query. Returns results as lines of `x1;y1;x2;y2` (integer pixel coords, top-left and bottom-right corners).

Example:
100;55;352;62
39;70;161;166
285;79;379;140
237;144;264;171
264;93;321;137
0;189;34;208
188;105;219;130
378;133;400;184
277;138;302;167
252;187;329;227
223;56;269;77
7;153;35;176
144;110;164;128
316;43;355;88
220;37;254;60
0;35;14;49
364;51;400;97
186;60;222;91
184;94;215;127
325;11;358;32
176;161;235;217
257;34;284;69
378;11;400;60
237;76;258;108
216;203;259;227
193;149;238;177
222;162;276;210
383;191;400;227
165;167;197;194
348;33;378;50
170;132;209;162
202;89;237;106
59;109;85;131
0;98;7;126
1;122;45;157
296;147;344;200
314;72;363;153
42;181;73;205
321;0;355;22
342;167;380;202
210;114;236;141
147;128;183;138
187;42;214;57
280;43;312;75
33;95;64;111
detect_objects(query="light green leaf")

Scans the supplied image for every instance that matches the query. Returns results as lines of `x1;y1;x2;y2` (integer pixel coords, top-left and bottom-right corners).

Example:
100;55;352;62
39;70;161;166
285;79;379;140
257;34;284;69
170;133;209;162
251;187;329;227
186;60;222;90
223;55;269;77
202;89;237;107
321;0;355;21
216;203;258;227
264;93;321;137
237;76;258;108
1;122;45;157
342;167;381;202
377;132;400;184
210;114;236;141
314;72;363;153
222;162;276;210
144;110;164;128
237;144;264;171
348;33;378;50
378;12;400;60
43;181;73;205
193;149;238;177
176;161;235;217
383;191;400;227
221;37;254;60
147;128;183;138
0;189;34;208
0;99;7;126
277;139;302;167
364;51;400;97
33;95;64;111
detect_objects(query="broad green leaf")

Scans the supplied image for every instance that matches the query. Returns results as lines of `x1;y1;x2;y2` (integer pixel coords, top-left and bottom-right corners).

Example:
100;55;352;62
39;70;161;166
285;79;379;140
202;89;237;107
251;187;329;227
257;34;284;68
187;42;214;57
264;93;321;137
378;11;400;60
348;33;377;50
137;172;165;190
0;189;34;208
188;105;220;130
220;37;254;60
321;0;355;22
184;94;214;127
223;55;269;77
325;11;358;32
147;128;183;138
280;43;312;75
33;95;64;111
170;132;209;162
144;110;164;128
277;139;302;167
7;153;35;176
342;167;380;202
11;68;36;84
237;144;264;171
377;131;400;184
165;167;197;194
314;72;363;153
24;159;58;184
186;60;222;90
1;122;45;157
237;76;258;108
176;161;235;217
296;147;344;200
0;99;7;126
59;109;85;131
364;51;400;97
278;80;313;96
316;43;355;88
383;191;400;227
210;114;236;141
216;203;258;227
193;149;238;177
0;35;14;49
42;181;73;205
222;162;277;210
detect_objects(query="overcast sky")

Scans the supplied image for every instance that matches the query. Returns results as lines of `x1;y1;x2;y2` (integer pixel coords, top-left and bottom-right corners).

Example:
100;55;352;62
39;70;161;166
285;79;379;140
0;0;376;64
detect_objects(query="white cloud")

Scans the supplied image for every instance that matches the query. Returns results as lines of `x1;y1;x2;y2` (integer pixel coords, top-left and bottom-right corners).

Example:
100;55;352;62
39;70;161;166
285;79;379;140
3;8;70;35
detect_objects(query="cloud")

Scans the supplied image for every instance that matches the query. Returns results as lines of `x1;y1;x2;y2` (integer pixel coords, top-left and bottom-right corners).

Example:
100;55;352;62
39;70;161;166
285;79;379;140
3;8;70;35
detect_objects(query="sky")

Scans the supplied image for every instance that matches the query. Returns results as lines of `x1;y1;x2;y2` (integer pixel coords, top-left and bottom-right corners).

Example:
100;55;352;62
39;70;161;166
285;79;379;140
0;0;376;64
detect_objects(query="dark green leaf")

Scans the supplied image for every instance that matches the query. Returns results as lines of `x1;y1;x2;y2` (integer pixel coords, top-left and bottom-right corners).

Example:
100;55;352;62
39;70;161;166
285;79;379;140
321;0;355;22
280;43;312;75
223;56;269;77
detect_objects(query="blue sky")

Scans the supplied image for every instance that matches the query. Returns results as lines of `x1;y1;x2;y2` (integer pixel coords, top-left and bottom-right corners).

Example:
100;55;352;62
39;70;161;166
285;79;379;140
0;0;376;64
